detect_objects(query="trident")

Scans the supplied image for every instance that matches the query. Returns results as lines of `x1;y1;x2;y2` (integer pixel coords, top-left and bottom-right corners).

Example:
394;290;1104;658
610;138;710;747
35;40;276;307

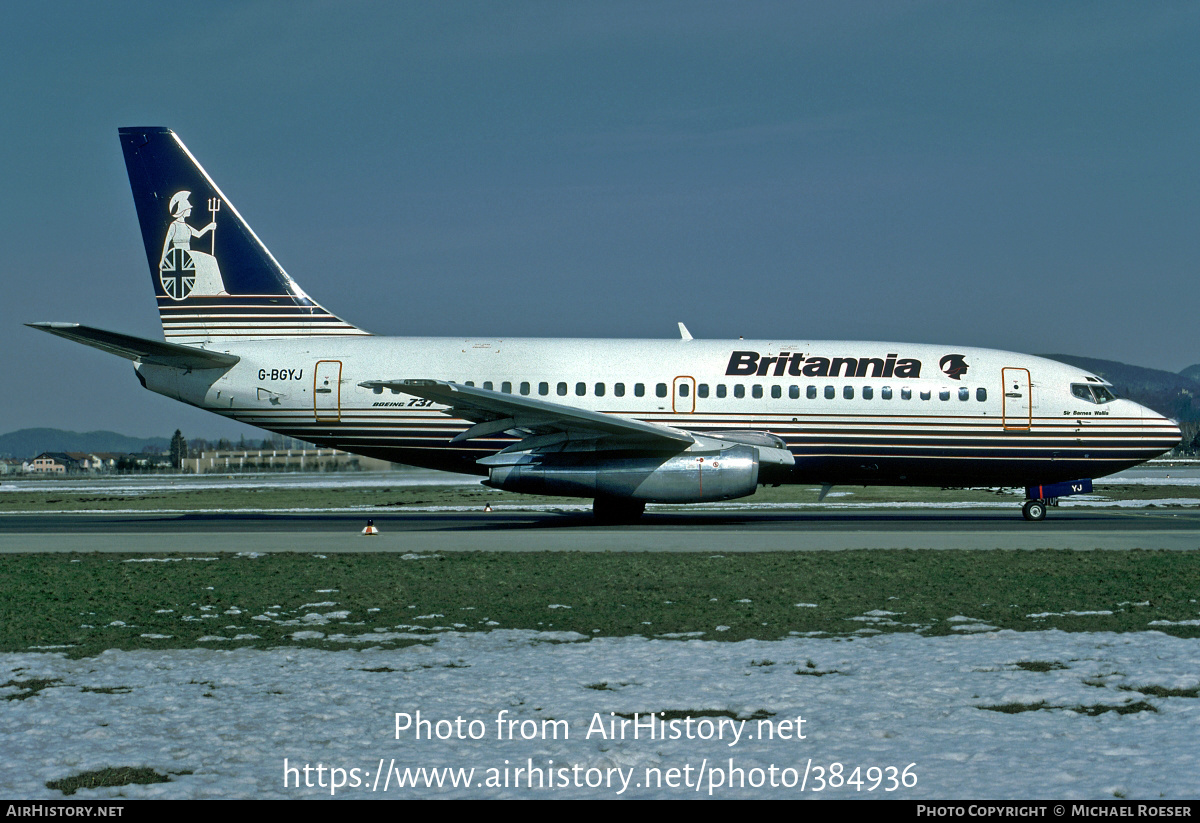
208;197;221;254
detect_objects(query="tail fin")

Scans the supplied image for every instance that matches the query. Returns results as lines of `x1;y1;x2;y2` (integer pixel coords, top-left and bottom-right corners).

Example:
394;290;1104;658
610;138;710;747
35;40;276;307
119;127;367;344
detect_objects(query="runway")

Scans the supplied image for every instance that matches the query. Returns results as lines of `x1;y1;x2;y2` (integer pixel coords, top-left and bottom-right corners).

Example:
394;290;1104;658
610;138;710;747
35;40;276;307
2;507;1199;552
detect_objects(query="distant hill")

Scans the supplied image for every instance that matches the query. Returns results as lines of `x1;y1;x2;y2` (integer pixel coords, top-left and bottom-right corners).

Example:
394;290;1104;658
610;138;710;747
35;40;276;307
1180;364;1200;384
1041;355;1200;421
0;429;170;459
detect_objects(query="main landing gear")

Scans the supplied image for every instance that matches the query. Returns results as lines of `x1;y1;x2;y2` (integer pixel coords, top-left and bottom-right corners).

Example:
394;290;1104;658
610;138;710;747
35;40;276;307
593;497;646;524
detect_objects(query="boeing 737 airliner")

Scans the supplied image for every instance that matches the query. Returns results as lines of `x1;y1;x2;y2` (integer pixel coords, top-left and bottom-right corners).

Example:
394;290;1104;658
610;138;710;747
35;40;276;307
30;128;1182;521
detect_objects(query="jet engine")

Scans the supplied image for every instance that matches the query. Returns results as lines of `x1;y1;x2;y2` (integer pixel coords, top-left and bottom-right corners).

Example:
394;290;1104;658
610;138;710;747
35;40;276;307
483;442;763;503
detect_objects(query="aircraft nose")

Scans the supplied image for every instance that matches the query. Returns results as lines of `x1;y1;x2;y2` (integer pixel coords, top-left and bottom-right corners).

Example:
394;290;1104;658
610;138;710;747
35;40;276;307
1140;404;1182;452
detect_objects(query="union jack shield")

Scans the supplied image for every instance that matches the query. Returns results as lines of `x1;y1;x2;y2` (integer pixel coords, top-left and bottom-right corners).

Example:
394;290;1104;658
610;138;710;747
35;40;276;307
160;247;196;300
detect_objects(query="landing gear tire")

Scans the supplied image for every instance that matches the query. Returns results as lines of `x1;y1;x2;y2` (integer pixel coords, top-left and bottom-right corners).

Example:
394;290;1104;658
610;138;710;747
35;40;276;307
1022;500;1047;522
593;497;645;524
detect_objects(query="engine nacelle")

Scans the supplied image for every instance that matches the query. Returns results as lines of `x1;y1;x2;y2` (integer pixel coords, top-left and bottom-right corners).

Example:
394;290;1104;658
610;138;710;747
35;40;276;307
485;444;760;503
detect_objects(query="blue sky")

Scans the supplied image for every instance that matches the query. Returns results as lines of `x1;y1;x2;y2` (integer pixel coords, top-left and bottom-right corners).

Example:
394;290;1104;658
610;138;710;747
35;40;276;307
3;2;1199;439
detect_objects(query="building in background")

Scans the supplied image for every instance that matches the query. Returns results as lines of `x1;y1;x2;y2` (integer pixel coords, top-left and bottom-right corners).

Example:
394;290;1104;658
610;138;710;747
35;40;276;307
183;447;395;474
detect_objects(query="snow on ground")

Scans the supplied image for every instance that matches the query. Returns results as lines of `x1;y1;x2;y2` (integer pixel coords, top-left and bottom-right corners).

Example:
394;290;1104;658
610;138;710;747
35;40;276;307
2;630;1198;799
0;470;474;494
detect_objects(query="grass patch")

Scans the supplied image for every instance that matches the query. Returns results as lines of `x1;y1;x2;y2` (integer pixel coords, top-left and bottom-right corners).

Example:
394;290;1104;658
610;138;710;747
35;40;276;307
2;550;1199;657
1013;661;1068;672
615;709;774;721
979;700;1055;714
46;766;190;796
1073;701;1158;716
1119;684;1200;698
979;700;1158;715
2;678;62;700
0;483;551;513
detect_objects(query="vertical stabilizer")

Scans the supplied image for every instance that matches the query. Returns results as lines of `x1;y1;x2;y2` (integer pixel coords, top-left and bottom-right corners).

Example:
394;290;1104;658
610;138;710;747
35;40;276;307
119;127;367;344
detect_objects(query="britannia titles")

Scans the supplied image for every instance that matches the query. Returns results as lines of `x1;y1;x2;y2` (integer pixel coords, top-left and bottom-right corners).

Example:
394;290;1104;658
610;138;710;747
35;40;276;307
726;350;922;379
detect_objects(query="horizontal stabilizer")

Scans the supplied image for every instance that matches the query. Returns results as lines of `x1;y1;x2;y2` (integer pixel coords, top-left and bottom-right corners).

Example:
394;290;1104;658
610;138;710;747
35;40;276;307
26;323;239;370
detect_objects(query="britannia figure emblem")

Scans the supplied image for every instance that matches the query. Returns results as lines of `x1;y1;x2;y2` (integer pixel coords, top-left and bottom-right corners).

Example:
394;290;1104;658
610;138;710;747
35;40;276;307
939;354;969;380
159;191;227;300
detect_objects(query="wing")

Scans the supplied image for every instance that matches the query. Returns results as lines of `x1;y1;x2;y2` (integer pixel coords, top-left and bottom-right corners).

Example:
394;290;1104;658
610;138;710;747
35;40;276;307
358;378;694;449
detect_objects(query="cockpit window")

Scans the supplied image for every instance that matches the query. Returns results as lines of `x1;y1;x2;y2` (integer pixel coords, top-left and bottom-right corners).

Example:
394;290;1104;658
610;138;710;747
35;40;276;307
1071;383;1116;404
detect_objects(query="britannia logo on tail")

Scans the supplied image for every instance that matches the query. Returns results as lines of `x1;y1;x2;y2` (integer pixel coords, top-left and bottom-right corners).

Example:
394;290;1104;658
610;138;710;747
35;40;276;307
158;191;228;300
939;354;969;380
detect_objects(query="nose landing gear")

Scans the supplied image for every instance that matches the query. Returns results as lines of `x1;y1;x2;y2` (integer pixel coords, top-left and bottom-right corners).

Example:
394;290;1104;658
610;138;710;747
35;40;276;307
1021;479;1093;521
1021;500;1047;522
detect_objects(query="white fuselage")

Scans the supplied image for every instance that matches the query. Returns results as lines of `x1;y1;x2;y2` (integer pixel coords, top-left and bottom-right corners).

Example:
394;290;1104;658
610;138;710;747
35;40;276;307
137;335;1181;489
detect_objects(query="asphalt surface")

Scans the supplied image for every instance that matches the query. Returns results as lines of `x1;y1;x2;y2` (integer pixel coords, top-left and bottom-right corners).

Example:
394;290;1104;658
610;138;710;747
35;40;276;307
1;507;1198;552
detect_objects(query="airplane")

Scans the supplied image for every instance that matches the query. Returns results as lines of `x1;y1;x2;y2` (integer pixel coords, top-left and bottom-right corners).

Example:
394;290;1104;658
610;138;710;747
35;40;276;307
29;128;1182;523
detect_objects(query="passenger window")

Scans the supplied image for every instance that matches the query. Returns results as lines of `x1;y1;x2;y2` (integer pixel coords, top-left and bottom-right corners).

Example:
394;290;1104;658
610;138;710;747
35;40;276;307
576;382;586;396
539;382;549;396
465;381;475;387
595;383;605;397
789;385;799;399
771;385;781;399
614;383;625;397
920;390;931;400
863;386;873;400
901;388;912;400
520;382;530;395
635;383;645;397
557;382;567;396
678;383;689;397
976;387;987;401
698;384;709;398
717;384;727;398
844;386;854;400
501;381;512;393
958;387;969;401
734;385;746;398
939;389;949;401
752;385;763;399
656;383;668;398
824;386;835;399
483;381;494;391
807;386;817;400
881;386;892;400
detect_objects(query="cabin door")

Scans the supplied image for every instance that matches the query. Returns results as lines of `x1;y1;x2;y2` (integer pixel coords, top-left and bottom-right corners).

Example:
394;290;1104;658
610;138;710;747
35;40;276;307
314;360;342;421
673;376;696;414
1001;367;1031;430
